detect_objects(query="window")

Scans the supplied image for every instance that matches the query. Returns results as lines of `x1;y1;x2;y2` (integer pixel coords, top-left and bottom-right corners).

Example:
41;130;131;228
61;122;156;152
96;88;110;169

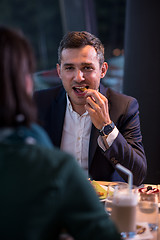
0;0;126;91
95;0;126;92
0;0;63;71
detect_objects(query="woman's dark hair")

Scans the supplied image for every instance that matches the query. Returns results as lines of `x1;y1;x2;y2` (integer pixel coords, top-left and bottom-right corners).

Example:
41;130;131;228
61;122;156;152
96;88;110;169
58;31;105;66
0;26;37;127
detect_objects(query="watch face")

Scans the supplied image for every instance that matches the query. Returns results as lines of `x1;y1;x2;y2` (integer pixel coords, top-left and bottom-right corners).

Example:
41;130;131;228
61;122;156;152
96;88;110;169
99;121;115;136
104;125;113;135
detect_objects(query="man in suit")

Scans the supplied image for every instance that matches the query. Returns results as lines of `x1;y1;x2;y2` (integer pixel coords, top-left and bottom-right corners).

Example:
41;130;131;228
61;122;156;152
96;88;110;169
34;31;147;186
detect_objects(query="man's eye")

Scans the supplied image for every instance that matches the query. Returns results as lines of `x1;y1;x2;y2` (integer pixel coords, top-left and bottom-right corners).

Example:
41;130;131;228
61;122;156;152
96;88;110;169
83;66;93;71
65;66;74;70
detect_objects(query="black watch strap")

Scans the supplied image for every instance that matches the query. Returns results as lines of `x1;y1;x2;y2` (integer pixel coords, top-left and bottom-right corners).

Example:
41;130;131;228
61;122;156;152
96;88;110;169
99;121;115;136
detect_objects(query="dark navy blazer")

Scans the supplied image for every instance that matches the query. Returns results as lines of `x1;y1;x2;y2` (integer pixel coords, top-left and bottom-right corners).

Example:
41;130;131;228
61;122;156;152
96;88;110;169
34;84;147;186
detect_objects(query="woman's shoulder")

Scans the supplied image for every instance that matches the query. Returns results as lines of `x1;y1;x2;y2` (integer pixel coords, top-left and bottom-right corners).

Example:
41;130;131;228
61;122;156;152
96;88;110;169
28;123;53;148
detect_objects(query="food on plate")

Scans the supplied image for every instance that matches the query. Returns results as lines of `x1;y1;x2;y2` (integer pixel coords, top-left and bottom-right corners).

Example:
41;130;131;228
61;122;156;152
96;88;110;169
107;185;114;198
89;180;107;199
138;186;159;194
138;185;160;203
136;224;146;234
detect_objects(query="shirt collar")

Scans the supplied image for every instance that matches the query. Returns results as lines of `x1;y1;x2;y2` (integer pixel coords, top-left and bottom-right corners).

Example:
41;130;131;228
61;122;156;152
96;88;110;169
66;94;73;112
66;94;89;116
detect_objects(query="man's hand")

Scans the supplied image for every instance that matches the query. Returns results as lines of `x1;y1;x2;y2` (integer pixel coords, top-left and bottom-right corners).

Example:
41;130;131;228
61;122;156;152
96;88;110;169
84;89;111;130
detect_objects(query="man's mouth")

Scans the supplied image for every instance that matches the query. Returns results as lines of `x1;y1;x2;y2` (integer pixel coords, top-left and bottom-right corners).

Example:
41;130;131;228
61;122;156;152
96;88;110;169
72;86;89;93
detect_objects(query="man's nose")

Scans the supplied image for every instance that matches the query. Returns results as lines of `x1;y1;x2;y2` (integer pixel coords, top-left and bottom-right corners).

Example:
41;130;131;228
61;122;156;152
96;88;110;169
75;70;85;82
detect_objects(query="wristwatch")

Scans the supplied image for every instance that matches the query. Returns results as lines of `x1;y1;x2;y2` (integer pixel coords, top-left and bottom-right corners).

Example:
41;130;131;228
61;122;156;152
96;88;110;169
99;121;115;136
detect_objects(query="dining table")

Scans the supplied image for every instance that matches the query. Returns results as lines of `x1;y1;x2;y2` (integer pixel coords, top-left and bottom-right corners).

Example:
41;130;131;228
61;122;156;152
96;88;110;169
59;181;160;240
97;181;160;240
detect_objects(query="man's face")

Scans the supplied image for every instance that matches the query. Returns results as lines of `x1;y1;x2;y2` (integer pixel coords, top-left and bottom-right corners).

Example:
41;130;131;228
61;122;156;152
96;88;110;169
57;45;107;113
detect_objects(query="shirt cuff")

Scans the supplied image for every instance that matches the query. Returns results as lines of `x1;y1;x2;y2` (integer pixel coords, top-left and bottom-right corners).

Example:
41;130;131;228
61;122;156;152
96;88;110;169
98;126;119;151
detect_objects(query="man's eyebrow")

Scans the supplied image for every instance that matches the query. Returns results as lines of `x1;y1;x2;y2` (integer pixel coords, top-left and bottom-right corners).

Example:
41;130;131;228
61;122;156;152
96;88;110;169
81;62;93;66
63;63;93;67
63;63;74;66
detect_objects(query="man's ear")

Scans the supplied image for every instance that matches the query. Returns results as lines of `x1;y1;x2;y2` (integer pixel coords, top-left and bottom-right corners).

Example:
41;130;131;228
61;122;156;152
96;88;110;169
25;74;33;95
101;62;108;78
56;63;61;78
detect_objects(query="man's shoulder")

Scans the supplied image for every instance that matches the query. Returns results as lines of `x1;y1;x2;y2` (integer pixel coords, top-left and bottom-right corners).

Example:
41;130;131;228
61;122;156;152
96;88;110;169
109;88;135;102
33;85;65;107
34;84;64;98
100;84;136;103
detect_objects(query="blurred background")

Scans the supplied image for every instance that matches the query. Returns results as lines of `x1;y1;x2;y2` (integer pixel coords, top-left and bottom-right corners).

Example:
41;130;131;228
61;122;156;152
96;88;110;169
0;0;125;92
0;0;160;184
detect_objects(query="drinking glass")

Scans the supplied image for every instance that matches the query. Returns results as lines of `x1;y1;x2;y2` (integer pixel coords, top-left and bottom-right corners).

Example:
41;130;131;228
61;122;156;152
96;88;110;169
111;183;138;239
105;182;127;215
137;192;159;232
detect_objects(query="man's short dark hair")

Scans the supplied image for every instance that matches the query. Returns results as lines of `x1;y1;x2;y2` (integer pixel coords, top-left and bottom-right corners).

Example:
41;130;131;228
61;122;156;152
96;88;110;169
58;31;105;66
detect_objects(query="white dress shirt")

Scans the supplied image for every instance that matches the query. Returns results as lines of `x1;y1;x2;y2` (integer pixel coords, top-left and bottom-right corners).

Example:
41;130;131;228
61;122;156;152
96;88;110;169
60;95;92;176
60;94;119;176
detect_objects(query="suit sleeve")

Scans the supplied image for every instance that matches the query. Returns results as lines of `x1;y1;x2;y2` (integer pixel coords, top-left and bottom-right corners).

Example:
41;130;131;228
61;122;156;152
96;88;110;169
102;97;147;186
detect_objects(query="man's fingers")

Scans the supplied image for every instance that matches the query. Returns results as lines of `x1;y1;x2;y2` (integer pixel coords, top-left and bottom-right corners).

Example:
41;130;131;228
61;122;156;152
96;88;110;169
85;90;108;107
86;96;102;111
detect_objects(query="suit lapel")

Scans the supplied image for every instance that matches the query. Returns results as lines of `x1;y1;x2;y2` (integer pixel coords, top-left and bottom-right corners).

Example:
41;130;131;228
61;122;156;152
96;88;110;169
88;124;99;167
51;88;66;147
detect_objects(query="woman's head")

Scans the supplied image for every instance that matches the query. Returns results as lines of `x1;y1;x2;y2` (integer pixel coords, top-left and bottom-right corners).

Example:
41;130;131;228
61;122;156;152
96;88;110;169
0;26;37;127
